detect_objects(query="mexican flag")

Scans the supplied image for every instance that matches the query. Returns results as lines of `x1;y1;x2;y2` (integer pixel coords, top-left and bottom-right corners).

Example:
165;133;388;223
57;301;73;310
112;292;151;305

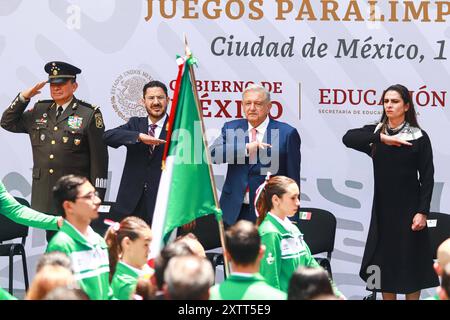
299;211;312;220
150;55;222;257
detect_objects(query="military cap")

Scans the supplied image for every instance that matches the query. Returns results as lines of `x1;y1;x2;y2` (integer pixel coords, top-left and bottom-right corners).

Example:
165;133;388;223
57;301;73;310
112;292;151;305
44;61;81;84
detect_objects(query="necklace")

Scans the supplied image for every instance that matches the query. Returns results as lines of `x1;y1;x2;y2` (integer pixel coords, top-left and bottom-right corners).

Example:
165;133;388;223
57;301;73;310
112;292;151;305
386;121;408;136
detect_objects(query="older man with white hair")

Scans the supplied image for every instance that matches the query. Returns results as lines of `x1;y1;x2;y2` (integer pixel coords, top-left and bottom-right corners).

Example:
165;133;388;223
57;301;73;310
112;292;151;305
210;83;301;226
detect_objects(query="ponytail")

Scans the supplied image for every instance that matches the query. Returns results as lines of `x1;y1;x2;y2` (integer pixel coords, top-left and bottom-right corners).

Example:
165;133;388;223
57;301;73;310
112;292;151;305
105;224;120;282
255;175;297;226
104;216;151;282
255;172;271;226
256;188;269;226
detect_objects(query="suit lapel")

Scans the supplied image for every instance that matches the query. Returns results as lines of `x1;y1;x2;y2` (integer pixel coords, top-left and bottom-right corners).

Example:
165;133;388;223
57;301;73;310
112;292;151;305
47;102;57;124
158;116;169;140
139;116;149;134
238;119;250;145
263;119;278;145
148;115;168;160
152;116;168;157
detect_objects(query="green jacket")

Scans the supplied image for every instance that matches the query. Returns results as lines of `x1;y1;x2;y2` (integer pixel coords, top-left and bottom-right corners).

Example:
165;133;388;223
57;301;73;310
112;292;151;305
0;287;17;300
259;213;341;297
46;221;113;300
0;182;58;230
111;261;141;300
424;294;440;300
210;273;286;300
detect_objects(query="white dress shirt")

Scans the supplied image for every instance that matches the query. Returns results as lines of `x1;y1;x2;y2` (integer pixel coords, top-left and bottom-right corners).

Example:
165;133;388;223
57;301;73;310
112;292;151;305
56;98;74;114
148;114;167;138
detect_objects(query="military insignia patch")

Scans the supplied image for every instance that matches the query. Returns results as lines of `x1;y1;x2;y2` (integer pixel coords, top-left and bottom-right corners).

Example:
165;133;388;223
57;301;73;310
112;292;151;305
68;116;83;129
35;118;47;125
95;113;104;129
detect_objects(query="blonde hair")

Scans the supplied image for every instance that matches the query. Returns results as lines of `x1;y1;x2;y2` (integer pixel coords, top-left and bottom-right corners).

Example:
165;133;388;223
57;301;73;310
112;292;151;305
26;265;76;300
437;238;450;269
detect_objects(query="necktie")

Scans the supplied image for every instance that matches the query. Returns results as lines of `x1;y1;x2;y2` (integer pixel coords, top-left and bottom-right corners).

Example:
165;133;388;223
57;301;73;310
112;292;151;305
148;123;158;155
246;127;258;196
56;106;63;120
249;127;258;164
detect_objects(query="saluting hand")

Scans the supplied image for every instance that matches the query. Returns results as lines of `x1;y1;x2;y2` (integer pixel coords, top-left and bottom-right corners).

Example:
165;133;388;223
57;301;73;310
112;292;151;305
380;133;412;147
21;81;47;99
411;213;427;231
138;133;166;146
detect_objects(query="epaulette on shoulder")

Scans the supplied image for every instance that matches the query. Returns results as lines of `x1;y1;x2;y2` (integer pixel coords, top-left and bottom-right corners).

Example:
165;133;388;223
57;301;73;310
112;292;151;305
77;99;100;111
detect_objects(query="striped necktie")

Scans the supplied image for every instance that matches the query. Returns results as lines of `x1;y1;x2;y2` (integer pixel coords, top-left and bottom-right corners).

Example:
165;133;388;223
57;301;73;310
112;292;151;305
148;123;158;155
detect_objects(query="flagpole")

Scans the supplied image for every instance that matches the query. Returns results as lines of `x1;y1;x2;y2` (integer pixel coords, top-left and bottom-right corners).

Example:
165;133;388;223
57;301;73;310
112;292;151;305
184;35;231;277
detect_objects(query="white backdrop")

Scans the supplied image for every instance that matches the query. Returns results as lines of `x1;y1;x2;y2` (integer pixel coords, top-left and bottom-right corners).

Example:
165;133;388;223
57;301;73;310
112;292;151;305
0;1;449;299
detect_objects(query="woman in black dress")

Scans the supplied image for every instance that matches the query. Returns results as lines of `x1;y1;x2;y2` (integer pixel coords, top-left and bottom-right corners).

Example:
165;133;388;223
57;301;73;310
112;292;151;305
343;84;439;300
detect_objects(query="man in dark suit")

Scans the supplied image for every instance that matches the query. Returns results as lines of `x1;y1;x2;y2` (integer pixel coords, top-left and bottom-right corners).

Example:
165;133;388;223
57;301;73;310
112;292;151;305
1;61;108;241
210;84;301;226
103;81;167;224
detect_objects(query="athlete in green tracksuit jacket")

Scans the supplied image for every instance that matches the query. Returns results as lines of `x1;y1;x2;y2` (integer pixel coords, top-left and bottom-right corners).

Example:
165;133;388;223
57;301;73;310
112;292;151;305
46;221;113;300
210;273;286;300
259;213;341;297
111;261;141;300
0;181;60;230
0;287;17;300
1;181;62;298
111;261;153;300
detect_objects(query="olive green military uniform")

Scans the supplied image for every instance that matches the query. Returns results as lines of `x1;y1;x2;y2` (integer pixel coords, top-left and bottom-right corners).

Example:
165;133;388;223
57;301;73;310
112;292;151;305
1;94;108;215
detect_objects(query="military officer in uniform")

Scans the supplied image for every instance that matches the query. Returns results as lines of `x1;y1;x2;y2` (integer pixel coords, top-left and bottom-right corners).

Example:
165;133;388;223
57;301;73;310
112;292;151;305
1;61;108;241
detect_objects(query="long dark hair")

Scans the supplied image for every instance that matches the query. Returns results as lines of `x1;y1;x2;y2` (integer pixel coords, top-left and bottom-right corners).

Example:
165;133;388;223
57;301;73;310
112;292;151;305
105;216;151;281
255;176;297;226
371;84;420;157
378;84;420;131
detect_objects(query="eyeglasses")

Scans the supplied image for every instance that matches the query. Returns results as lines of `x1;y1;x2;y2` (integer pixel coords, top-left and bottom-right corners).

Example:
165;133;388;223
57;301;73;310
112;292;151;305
146;96;166;102
76;191;100;201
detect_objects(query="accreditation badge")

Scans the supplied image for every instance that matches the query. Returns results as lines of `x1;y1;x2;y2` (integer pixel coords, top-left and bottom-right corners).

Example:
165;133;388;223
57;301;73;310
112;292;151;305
281;235;305;257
